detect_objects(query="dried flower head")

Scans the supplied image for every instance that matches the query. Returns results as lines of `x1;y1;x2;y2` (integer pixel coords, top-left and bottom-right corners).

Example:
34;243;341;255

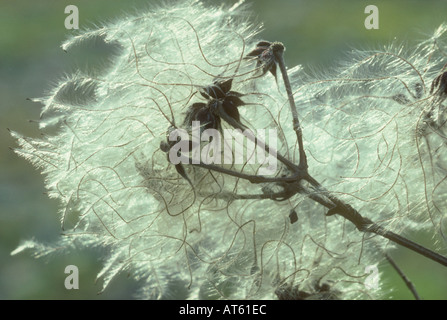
10;1;447;300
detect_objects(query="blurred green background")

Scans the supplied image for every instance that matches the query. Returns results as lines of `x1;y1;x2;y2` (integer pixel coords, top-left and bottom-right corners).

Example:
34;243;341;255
1;0;447;299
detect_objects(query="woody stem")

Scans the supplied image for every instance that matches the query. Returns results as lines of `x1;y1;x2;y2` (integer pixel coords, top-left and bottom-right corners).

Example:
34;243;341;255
272;43;308;171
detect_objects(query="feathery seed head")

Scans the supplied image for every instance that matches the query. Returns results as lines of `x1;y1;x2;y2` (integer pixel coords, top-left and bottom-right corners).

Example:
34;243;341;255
10;1;447;299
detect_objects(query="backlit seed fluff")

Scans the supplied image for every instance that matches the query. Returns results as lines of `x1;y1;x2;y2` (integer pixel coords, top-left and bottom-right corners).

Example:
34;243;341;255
11;1;447;299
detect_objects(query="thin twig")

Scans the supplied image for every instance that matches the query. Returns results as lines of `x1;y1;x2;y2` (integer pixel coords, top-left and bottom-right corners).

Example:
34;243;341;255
385;253;421;300
170;40;447;269
272;43;308;170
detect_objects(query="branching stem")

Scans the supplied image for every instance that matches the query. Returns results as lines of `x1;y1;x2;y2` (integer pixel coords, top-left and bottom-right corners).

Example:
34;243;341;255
272;43;447;268
172;41;447;269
